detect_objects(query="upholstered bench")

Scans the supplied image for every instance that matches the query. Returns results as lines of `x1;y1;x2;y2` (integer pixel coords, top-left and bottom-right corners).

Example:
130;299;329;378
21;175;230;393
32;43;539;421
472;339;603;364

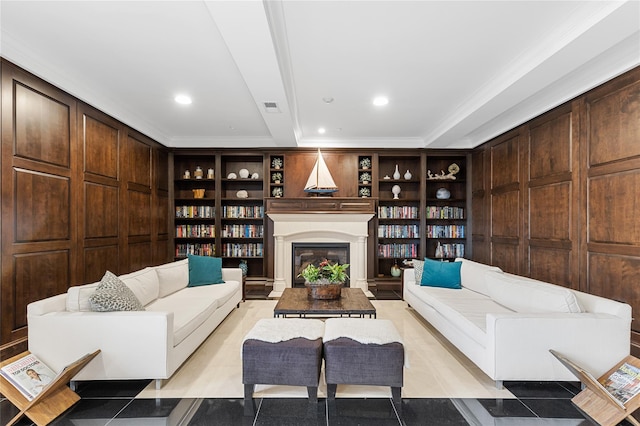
323;318;404;406
242;318;324;416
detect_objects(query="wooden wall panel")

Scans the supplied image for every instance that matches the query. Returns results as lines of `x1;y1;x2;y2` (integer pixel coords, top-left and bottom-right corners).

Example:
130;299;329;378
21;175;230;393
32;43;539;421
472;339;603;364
529;183;571;241
491;191;519;238
83;246;119;284
491;242;519;274
84;182;119;238
84;114;119;178
490;136;519;188
529;247;571;285
588;170;640;245
128;190;151;237
14;83;70;167
529;112;571;178
588;79;640;166
15;169;70;242
129;242;152;272
471;149;488;263
14;251;69;327
128;135;152;187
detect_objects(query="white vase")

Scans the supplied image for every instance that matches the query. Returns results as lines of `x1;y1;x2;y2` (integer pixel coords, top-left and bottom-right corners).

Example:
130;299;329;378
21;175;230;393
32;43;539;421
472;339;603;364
392;184;401;199
404;169;412;180
393;164;401;180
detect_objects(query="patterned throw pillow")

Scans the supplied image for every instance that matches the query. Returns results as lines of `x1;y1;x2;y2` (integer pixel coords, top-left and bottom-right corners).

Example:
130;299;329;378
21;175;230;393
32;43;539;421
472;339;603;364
412;259;424;283
89;271;145;312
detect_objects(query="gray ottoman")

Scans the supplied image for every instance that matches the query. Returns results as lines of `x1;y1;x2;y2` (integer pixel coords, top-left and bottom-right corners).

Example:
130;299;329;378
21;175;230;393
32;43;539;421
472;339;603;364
323;318;404;406
242;318;324;416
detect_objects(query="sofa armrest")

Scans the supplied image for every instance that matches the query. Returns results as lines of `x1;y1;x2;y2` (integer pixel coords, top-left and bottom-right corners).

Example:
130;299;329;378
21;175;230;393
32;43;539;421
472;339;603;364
403;268;415;286
487;312;630;379
28;310;174;381
222;268;242;284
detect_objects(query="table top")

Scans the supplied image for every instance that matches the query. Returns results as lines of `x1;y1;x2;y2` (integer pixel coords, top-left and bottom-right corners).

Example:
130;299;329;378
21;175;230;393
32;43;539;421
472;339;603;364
274;287;376;318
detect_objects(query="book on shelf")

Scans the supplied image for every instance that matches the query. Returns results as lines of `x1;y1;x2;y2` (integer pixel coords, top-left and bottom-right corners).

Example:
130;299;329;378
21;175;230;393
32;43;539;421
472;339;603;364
0;353;56;401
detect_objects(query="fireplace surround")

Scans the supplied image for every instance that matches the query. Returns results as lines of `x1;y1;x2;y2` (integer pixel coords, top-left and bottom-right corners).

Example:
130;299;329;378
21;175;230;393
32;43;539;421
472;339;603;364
267;213;374;297
292;242;350;288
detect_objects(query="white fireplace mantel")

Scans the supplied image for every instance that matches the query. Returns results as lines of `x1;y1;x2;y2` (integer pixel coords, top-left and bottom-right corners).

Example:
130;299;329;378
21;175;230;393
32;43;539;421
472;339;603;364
267;213;374;297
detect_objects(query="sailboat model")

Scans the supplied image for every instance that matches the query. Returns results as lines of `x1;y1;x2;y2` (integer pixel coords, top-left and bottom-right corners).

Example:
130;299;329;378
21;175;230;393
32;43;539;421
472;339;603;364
304;149;339;195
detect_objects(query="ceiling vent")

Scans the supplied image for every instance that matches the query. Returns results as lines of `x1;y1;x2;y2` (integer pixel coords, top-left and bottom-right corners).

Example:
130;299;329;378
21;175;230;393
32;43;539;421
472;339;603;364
263;102;281;113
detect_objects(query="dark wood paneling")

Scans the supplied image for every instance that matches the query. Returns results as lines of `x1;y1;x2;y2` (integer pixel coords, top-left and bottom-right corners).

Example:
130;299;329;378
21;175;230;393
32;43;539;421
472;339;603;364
529;246;571;286
155;193;169;238
84;182;119;238
83;114;119;179
529;183;571;241
529;112;572;178
491;191;519;238
14;83;70;168
491;242;519;274
129;242;152;272
15;169;70;242
83;246;119;283
14;250;69;329
128;135;152;187
156;149;169;192
490;136;520;188
588;170;640;245
128;190;151;237
284;151;359;198
588;79;640;166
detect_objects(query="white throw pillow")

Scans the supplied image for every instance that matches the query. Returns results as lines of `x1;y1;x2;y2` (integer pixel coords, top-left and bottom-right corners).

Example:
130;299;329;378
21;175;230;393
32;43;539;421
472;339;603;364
485;271;583;313
455;258;502;296
66;282;100;312
118;267;160;306
155;259;189;298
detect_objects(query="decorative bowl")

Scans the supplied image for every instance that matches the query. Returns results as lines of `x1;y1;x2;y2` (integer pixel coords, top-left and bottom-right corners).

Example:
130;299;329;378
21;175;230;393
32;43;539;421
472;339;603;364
305;282;343;300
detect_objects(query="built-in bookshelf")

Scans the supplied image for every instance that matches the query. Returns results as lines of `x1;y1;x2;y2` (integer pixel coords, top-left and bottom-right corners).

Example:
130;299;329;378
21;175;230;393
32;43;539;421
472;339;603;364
425;154;468;260
375;154;422;281
173;154;217;259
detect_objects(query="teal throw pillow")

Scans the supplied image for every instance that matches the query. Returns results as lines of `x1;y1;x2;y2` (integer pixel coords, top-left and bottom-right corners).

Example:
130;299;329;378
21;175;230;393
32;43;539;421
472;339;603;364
187;255;225;287
420;258;462;289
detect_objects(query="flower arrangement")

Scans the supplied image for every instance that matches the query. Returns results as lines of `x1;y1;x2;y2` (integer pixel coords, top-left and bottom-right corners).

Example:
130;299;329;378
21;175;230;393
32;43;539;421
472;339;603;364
359;172;371;183
359;187;371;197
272;187;283;197
359;157;371;169
271;157;283;169
298;259;350;284
272;172;283;183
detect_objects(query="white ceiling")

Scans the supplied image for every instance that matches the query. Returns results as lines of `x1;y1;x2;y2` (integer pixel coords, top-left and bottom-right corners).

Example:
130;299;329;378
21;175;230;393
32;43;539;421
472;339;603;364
1;1;639;149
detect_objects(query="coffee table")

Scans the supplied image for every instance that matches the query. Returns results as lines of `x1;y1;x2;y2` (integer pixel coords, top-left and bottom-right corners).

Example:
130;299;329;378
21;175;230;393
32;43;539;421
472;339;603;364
274;288;376;318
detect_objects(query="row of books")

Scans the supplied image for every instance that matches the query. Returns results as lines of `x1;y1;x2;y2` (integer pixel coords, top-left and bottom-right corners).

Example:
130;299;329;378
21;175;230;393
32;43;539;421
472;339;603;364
426;225;466;238
175;243;215;257
221;243;264;257
221;224;264;238
426;206;465;219
377;243;419;258
176;205;214;219
378;206;419;219
378;224;420;238
434;243;465;258
222;205;264;219
175;224;215;238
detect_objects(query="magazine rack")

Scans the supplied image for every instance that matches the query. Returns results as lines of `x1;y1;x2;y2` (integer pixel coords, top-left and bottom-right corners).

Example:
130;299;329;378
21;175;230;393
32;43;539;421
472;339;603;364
0;349;100;426
550;350;640;426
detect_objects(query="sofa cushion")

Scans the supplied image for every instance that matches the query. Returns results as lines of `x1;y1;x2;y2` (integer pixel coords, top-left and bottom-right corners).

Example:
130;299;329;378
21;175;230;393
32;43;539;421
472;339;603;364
66;282;100;312
146;281;239;346
485;271;583;313
118;267;160;306
455;258;502;296
156;259;189;298
89;271;145;312
421;258;462;289
412;259;424;283
188;255;225;286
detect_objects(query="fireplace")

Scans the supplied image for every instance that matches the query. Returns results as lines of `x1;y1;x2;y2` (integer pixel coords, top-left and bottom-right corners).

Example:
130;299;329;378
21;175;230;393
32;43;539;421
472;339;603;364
267;212;374;297
292;243;350;288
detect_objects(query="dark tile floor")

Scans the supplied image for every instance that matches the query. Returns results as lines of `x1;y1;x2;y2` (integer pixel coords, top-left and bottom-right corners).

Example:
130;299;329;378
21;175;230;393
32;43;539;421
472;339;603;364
1;290;633;425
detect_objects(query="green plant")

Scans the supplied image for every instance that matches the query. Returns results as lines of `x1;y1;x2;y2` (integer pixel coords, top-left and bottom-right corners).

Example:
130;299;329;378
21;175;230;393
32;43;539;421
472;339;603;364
298;259;350;284
272;172;282;182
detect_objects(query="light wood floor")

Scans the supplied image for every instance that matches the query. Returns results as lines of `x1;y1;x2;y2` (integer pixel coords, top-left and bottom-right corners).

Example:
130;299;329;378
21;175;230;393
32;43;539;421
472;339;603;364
137;300;514;399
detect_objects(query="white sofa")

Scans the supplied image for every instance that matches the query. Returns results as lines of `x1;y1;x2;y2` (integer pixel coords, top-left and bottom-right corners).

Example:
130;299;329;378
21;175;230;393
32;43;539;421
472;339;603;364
27;259;242;388
403;258;632;387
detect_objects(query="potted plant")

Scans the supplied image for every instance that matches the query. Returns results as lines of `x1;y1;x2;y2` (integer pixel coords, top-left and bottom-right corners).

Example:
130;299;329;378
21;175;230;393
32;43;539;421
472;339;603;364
272;172;283;184
359;157;371;169
298;259;350;300
271;157;283;169
359;172;371;184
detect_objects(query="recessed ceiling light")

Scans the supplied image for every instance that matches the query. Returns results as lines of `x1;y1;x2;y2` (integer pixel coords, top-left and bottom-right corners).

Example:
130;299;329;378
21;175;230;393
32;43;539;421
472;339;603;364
372;96;389;106
174;94;192;105
322;97;334;103
318;127;326;134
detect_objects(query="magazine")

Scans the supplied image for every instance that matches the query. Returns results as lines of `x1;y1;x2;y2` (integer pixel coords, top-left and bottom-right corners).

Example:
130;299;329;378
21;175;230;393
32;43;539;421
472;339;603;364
0;353;56;401
602;362;640;405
